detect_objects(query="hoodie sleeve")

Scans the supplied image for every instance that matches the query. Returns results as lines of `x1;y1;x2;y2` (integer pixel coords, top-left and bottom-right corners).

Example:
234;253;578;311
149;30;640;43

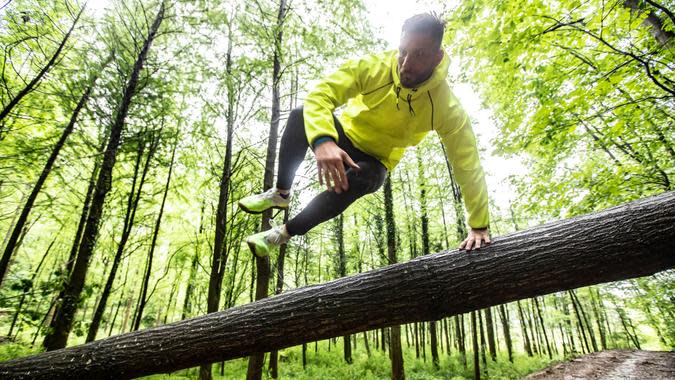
303;57;369;146
437;98;490;230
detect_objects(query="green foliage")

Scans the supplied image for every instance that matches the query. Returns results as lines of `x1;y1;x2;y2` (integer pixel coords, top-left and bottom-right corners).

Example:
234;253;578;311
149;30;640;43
446;0;674;219
136;341;557;379
0;0;672;377
0;342;39;362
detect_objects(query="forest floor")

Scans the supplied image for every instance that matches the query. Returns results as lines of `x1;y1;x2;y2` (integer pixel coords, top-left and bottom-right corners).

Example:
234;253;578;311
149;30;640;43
524;349;674;379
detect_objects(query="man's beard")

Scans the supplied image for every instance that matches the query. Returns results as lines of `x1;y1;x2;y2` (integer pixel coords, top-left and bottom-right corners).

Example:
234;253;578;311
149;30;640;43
399;68;433;88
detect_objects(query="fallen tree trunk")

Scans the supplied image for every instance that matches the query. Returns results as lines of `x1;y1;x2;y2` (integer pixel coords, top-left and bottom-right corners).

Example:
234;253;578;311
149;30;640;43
1;191;674;379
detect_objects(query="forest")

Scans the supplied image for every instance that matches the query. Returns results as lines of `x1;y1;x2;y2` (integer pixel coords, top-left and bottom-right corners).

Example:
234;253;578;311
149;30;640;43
0;0;673;379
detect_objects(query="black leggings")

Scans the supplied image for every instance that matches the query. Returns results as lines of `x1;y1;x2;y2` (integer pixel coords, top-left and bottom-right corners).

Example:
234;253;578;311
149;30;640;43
277;106;387;236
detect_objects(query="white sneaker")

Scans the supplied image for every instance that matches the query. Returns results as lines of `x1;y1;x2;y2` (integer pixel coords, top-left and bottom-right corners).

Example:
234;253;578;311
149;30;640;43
238;188;290;214
245;225;291;257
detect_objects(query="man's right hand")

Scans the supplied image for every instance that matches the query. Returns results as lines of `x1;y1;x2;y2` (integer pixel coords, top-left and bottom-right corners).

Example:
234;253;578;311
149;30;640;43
314;141;360;194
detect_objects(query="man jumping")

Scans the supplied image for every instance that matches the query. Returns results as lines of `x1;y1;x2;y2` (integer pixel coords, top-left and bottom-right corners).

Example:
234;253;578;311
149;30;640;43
239;13;490;257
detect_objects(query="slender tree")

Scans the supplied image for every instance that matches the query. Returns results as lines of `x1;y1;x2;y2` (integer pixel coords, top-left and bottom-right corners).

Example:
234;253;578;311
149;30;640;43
416;150;439;369
43;1;166;350
384;175;405;380
247;1;288;378
86;129;158;342
498;304;513;362
200;13;238;380
133;132;176;331
0;55;107;286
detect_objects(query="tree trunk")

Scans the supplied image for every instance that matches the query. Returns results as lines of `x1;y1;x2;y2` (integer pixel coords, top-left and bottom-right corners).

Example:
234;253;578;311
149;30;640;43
611;294;642;349
589;287;608;350
384;175;405;380
414;322;419;358
42;1;165;351
182;204;204;320
363;331;371;356
526;299;540;355
200;17;237;380
534;297;552;358
59;121;109;289
575;290;598;352
517;300;533;356
334;214;353;365
269;212;290;378
0;62;101;286
444;318;451;356
456;315;466;367
429;321;439;369
499;304;513;362
569;290;591;353
246;2;287;379
479;310;487;370
416;151;438;368
560;293;577;353
471;311;480;380
484;307;497;361
3;191;674;379
421;322;426;361
133;134;175;331
86;131;154;343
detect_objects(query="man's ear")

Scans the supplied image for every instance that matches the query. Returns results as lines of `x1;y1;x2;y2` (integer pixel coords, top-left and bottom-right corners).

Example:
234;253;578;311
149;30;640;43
434;49;444;66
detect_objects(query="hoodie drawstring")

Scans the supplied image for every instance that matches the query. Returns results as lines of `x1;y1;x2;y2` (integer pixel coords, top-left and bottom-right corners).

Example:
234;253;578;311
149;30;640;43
395;86;417;116
395;86;401;110
406;94;415;116
427;91;435;130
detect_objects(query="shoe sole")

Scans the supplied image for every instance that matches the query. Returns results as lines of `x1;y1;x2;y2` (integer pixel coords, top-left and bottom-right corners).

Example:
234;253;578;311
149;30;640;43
238;202;288;215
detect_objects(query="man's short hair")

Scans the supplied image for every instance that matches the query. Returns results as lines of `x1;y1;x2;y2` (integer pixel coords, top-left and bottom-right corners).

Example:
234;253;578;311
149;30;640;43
401;13;445;48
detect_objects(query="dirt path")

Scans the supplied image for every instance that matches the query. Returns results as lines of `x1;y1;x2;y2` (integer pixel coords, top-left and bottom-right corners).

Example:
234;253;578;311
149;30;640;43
523;349;674;379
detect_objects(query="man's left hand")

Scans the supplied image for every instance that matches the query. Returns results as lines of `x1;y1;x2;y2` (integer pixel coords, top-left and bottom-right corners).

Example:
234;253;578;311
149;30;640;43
459;228;491;251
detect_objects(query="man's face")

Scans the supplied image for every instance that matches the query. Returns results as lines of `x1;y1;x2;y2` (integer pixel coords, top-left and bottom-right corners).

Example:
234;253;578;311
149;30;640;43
398;31;443;88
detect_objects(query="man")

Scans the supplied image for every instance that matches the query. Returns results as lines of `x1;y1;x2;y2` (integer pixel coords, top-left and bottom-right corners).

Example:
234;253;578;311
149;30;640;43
239;13;490;257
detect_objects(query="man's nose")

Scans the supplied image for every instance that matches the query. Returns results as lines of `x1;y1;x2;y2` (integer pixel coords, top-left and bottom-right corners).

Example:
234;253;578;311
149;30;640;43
400;55;411;71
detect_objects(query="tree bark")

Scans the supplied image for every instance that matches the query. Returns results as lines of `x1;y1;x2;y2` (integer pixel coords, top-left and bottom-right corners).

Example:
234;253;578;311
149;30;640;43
42;1;165;351
2;191;674;379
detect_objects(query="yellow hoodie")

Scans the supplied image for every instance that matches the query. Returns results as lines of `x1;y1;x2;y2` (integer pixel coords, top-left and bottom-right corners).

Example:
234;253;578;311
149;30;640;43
304;50;489;229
